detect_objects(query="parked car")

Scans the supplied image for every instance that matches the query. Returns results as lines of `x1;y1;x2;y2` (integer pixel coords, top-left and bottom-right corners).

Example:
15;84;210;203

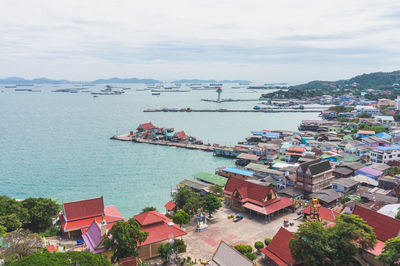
233;215;243;222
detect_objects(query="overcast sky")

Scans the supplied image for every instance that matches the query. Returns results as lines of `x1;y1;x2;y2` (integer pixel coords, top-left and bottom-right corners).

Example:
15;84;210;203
1;0;400;83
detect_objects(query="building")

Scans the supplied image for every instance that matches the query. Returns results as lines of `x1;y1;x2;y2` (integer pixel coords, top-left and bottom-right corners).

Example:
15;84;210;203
354;105;380;117
295;160;334;193
82;219;108;254
331;178;359;193
361;136;391;147
59;197;124;238
218;167;254;180
333;162;364;178
321;110;337;120
352;205;400;264
134;211;186;260
173;131;187;140
370;146;400;164
179;179;210;196
355;166;383;180
260;227;295;266
224;177;293;221
164;201;177;215
285;146;305;163
309;189;342;207
137;122;157;132
356;130;376;138
208;241;254;266
193;172;228;187
396;96;400;111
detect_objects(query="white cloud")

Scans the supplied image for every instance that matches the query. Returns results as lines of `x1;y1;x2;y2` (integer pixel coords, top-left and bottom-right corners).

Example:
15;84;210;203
0;0;400;83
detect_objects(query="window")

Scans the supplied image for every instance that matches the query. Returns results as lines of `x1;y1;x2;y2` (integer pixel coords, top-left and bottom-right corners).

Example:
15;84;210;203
332;185;338;190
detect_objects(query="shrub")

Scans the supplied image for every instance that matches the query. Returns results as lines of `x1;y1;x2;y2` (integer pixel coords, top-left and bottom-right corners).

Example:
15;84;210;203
174;239;186;253
234;244;252;255
245;252;257;261
254;241;264;251
264;238;272;246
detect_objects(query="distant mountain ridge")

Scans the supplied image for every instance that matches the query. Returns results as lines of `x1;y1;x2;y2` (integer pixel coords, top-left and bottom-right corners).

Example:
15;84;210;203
289;70;400;90
172;79;251;83
0;77;162;84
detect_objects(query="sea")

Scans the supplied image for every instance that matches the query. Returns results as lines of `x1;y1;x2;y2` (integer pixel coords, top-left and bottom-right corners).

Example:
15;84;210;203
0;84;320;218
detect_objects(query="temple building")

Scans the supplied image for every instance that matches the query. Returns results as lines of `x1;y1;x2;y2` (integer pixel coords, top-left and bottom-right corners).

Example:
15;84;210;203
224;177;293;222
59;196;124;238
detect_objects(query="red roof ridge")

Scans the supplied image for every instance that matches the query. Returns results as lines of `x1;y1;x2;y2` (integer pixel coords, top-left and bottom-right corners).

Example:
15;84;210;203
63;196;104;222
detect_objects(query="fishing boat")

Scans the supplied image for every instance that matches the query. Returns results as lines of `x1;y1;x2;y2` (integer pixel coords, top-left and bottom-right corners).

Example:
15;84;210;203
152;92;161;95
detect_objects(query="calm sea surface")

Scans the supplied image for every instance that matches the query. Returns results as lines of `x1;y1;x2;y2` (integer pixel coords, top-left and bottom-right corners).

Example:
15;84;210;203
0;84;320;218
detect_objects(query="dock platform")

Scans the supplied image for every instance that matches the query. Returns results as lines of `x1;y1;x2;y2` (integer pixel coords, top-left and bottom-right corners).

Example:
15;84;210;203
143;109;322;113
110;135;215;152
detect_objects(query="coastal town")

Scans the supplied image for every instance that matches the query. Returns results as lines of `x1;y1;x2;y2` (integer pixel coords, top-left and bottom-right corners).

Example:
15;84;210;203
2;86;400;266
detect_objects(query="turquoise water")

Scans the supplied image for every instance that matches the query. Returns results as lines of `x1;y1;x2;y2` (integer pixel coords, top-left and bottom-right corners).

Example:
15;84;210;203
0;85;319;218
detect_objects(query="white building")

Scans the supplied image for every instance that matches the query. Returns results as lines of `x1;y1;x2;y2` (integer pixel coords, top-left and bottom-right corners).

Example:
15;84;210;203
396;96;400;111
354;105;380;117
370;145;400;164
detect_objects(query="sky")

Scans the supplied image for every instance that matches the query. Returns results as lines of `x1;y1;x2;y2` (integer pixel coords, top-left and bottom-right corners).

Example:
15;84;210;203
1;0;400;83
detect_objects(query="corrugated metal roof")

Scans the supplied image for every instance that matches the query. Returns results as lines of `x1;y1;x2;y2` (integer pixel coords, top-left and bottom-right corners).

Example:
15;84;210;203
193;172;228;186
223;167;254;177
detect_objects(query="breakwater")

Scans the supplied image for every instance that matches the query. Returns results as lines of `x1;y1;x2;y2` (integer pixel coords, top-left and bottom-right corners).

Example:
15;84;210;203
143;108;322;113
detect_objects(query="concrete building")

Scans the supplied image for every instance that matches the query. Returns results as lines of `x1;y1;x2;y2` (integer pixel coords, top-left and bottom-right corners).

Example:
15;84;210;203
295;160;334;193
370;145;400;164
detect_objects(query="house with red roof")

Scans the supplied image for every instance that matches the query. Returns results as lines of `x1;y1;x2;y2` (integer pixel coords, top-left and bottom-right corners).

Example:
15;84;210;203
173;131;187;140
224;177;293;222
134;211;186;260
59;196;124;238
285;146;305;163
137;122;157;132
260;227;296;266
164;201;177;215
352;205;400;264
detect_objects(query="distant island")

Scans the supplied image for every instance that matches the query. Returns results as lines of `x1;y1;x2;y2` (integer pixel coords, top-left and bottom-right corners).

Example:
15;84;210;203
0;77;253;85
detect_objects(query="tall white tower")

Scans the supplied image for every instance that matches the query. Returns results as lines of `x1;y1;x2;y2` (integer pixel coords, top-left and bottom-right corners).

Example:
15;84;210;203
216;87;222;102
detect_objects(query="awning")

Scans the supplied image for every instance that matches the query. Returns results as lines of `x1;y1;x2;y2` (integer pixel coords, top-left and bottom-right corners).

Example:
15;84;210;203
243;202;267;215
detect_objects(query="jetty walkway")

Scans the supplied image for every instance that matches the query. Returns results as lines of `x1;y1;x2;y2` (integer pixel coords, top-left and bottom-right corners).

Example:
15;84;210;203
144;109;322;113
110;134;215;152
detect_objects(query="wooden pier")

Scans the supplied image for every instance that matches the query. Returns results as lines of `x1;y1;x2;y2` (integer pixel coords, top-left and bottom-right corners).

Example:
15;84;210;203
110;135;215;152
143;108;322;113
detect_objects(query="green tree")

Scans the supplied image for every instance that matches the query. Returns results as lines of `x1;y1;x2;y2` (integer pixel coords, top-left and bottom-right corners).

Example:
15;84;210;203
141;206;157;213
173;187;200;214
377;237;400;265
0;225;6;237
254;241;264;252
3;228;43;262
22;197;60;232
0;214;22;232
182;196;201;216
173;210;189;227
289;222;331;266
11;251;111;265
201;194;222;217
174;239;187;253
357;113;371;118
209;185;224;196
327;214;376;264
157;242;174;261
264;238;272;246
396;207;400;220
0;195;29;231
103;218;148;263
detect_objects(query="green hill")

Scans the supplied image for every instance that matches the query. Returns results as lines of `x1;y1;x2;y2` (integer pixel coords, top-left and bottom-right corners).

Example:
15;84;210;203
290;70;400;90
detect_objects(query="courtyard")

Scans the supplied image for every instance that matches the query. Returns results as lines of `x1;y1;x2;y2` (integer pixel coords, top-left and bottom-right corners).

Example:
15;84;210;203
180;203;302;263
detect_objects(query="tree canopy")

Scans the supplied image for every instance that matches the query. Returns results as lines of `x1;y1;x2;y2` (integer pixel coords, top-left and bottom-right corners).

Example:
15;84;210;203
377;237;400;265
289;215;376;265
173;187;201;215
22;197;60;232
103;218;148;263
3;228;43;262
0;195;60;233
201;194;222;217
10;251;111;266
141;206;157;213
173;210;189;227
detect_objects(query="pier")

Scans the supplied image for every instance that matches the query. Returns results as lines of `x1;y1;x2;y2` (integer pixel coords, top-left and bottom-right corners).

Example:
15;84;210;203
111;135;215;152
143;108;323;113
